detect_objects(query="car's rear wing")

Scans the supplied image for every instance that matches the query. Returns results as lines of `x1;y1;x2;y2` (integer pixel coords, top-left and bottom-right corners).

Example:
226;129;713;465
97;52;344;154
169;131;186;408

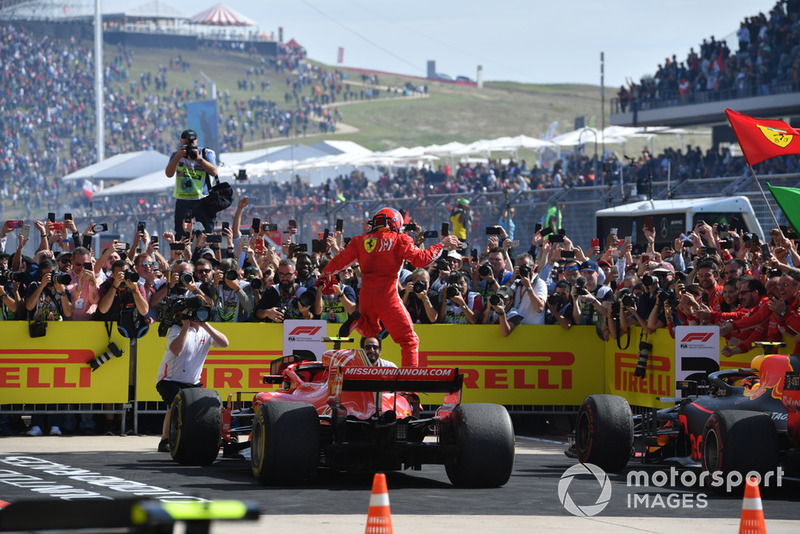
340;367;463;394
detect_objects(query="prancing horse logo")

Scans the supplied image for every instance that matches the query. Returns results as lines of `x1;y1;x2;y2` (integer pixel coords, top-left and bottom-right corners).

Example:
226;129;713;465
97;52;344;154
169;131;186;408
364;237;377;253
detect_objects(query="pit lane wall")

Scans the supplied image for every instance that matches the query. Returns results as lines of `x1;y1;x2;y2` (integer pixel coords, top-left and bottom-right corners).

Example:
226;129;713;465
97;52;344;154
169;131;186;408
0;323;778;408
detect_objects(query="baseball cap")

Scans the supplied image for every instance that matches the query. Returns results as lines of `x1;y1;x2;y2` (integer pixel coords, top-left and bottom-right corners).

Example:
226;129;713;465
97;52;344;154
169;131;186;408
597;260;611;268
181;129;197;140
653;261;676;274
457;198;470;206
579;260;599;273
447;250;463;262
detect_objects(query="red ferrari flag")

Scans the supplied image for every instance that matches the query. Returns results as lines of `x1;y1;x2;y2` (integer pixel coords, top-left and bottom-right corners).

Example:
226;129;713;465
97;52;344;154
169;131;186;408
725;108;800;166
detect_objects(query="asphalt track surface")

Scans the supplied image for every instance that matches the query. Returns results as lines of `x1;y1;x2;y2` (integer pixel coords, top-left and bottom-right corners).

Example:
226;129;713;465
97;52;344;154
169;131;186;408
0;435;798;533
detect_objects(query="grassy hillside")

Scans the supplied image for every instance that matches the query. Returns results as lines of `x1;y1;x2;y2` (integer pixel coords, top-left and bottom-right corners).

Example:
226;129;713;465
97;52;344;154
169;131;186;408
108;44;713;155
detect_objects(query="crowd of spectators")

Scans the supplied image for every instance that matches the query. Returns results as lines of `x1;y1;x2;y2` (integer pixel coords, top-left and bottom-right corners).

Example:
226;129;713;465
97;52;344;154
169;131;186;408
618;0;800;111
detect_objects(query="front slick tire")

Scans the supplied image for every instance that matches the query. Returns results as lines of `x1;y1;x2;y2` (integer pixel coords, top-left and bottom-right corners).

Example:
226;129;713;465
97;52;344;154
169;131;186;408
251;401;320;485
170;388;222;466
444;403;515;488
574;394;633;473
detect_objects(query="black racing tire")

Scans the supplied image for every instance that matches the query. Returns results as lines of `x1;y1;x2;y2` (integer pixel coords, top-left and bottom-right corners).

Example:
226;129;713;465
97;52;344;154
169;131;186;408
251;401;320;485
444;403;515;488
169;388;222;466
702;410;779;479
575;394;633;473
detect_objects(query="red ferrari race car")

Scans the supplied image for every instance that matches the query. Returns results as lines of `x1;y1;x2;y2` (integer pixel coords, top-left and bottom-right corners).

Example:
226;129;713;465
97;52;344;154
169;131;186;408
567;345;800;483
166;340;515;488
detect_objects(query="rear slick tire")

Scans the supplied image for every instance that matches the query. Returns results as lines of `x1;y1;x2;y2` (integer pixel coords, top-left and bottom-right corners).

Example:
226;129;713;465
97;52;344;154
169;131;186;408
169;388;222;466
251;401;320;485
702;410;779;481
444;403;515;488
574;394;633;473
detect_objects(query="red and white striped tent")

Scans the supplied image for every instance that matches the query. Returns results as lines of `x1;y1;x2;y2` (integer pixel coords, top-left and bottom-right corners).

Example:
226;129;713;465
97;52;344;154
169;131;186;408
188;3;256;26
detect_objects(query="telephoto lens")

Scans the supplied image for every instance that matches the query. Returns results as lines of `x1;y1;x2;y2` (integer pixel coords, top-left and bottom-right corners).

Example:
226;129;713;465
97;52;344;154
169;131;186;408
634;341;653;378
225;270;238;281
489;294;501;306
446;285;460;299
53;272;72;285
413;280;426;293
250;278;263;290
518;264;531;278
179;272;194;285
479;264;492;277
124;271;140;283
88;342;125;372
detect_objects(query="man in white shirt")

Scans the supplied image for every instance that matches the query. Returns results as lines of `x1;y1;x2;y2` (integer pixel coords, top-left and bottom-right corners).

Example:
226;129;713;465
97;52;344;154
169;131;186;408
360;336;397;368
155;306;229;452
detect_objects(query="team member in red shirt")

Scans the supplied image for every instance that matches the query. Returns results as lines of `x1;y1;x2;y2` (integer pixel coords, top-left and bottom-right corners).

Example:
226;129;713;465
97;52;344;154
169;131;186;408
323;208;458;366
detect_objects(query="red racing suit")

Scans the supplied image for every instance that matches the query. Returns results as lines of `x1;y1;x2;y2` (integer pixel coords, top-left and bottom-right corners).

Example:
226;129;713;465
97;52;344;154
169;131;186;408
323;230;444;366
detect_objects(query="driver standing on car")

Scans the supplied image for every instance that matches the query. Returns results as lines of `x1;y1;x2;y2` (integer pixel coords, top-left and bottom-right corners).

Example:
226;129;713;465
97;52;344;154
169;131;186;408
323;207;459;367
155;307;229;453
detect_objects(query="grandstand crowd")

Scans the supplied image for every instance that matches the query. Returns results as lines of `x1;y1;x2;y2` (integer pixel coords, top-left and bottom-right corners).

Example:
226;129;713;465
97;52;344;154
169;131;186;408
618;0;800;109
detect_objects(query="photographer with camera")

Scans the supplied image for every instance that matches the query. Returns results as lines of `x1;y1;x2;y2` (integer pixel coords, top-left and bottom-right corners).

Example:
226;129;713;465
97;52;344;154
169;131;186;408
204;257;254;322
155;297;229;452
95;259;150;322
25;258;73;321
449;198;471;242
165;129;218;239
254;257;306;322
64;247;101;321
568;261;613;327
402;268;439;324
500;253;548;334
440;270;483;324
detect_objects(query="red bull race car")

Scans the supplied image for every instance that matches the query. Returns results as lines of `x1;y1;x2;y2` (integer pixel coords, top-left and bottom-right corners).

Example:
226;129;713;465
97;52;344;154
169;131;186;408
567;345;800;482
166;341;515;488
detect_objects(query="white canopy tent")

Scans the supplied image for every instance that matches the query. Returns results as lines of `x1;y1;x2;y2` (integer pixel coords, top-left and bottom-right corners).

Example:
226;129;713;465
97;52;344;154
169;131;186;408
61;151;169;182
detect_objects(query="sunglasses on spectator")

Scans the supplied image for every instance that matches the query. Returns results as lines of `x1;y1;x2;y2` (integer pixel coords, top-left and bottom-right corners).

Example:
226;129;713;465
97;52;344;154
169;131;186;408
363;344;380;350
59;258;72;264
141;261;154;267
564;266;578;271
196;268;212;274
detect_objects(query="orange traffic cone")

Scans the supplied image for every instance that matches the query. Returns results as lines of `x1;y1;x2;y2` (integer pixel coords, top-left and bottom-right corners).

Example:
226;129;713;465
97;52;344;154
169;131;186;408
365;472;393;534
739;476;767;534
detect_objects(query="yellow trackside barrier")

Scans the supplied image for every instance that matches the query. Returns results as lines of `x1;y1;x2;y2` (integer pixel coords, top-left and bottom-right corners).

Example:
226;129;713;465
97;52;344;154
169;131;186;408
0;322;787;409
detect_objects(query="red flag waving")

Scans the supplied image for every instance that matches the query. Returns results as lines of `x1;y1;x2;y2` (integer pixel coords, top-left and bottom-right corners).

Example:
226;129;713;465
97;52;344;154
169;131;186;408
725;108;800;166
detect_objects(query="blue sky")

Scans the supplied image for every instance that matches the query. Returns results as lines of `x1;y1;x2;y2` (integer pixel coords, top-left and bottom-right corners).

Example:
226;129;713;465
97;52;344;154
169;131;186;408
105;0;780;86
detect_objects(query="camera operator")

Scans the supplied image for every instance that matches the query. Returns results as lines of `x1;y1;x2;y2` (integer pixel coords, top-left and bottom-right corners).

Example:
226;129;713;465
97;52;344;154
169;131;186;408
165;129;218;239
204;258;254;322
569;261;613;327
544;280;571;328
449;198;471;242
475;246;513;302
155;301;229;452
254;257;305;323
402;268;439;324
25;258;73;321
501;253;548;334
95;260;149;321
66;247;101;321
440;270;483;324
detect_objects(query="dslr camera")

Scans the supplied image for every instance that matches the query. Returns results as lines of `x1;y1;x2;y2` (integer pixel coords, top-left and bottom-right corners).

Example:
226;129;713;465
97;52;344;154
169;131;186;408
50;271;72;286
620;293;637;308
412;280;427;294
156;295;212;336
184;132;199;160
0;269;26;285
446;274;461;299
478;264;492;277
518;264;532;279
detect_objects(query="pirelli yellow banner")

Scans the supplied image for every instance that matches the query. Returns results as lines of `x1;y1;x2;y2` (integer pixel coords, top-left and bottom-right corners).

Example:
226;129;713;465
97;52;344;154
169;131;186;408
0;322;130;403
0;322;785;407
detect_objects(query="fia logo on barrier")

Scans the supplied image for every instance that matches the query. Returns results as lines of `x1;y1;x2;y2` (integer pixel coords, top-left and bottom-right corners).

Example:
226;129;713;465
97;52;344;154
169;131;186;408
558;463;612;517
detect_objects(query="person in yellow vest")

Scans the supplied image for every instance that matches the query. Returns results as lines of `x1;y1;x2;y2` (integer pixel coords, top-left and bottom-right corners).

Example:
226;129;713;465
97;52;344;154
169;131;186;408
165;129;218;239
449;198;471;241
